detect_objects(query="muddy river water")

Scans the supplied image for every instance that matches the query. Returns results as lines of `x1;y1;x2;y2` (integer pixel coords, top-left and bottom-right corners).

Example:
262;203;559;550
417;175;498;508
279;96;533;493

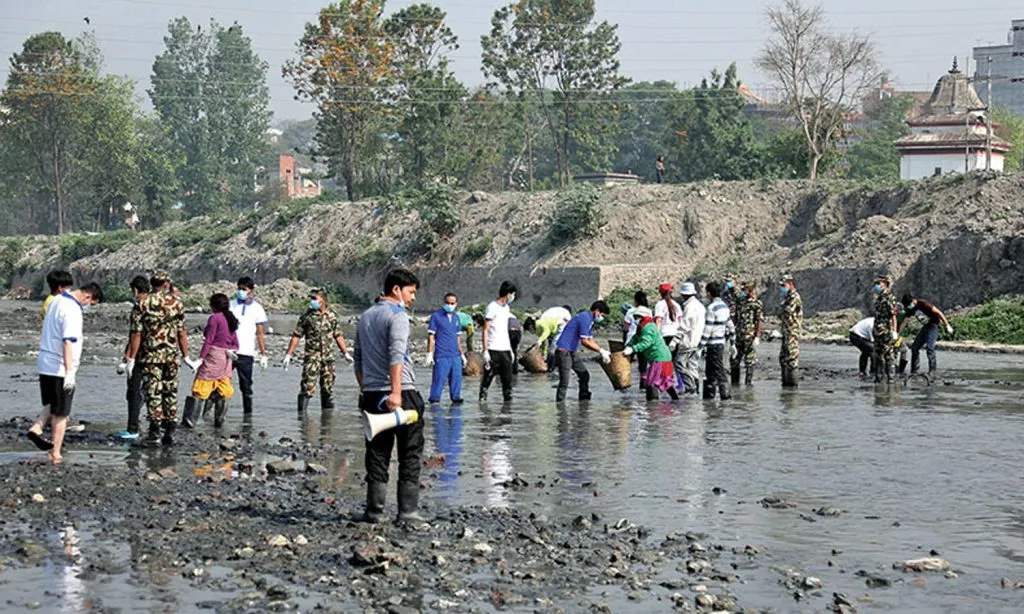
1;312;1023;612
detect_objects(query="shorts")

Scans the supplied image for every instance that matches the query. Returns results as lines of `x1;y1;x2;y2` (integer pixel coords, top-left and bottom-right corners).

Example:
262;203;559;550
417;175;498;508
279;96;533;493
191;377;235;400
39;374;74;417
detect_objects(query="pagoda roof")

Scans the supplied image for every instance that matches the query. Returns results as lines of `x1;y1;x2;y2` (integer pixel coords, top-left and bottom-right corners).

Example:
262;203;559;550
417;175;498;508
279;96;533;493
921;59;984;116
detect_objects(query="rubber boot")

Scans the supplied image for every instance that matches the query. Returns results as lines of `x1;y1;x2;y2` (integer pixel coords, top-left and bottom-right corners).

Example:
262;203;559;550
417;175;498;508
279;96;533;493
782;366;798;388
242;395;253;415
730;364;741;386
145;422;162;446
396;481;429;523
667;387;680;400
359;482;387;524
213;398;228;428
789;367;800;388
201;399;214;422
718;382;732;400
645;386;660;401
297;394;310;414
320;390;335;411
897;358;908;376
180;397;199;429
744;368;754;386
702;379;715;400
161;421;175;446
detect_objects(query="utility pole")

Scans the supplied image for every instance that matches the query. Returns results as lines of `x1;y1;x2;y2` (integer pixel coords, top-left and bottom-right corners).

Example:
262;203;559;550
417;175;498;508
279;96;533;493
986;56;993;171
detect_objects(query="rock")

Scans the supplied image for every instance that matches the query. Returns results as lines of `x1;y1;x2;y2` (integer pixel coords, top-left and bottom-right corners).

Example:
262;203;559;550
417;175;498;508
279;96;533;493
894;557;950;572
266;460;297;475
945;571;958;579
804;576;823;589
157;467;177;479
695;593;716;608
267;535;290;548
686;559;712;574
468;191;490;204
350;543;380;566
855;570;891;588
759;496;796;509
473;543;493;555
31;493;45;503
293;535;308;546
813;506;843;516
572;515;592;530
218;439;236;451
305;463;327;475
433;554;447;567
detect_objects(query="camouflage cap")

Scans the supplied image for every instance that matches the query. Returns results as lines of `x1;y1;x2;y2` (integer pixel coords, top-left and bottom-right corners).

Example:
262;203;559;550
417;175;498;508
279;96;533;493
724;271;739;280
151;270;171;283
740;279;755;290
779;273;794;284
308;287;325;297
874;274;892;284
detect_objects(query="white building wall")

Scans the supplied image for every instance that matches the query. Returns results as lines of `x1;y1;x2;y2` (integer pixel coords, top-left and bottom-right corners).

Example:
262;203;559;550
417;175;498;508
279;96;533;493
900;152;1005;180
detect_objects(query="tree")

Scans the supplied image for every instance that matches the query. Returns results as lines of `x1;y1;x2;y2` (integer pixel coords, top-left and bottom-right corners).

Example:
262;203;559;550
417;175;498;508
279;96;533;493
284;0;395;202
612;81;688;180
844;93;914;181
481;0;628;187
150;17;271;216
756;0;880;179
993;107;1024;173
678;64;765;181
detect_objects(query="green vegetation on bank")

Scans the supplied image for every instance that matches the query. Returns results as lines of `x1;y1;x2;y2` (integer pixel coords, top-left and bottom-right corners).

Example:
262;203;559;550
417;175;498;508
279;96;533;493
948;300;1024;346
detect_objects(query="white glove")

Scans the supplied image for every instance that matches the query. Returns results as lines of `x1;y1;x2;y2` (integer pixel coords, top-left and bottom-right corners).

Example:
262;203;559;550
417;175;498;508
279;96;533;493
226;349;239;362
282;354;292;371
753;337;760;347
259;354;269;370
891;331;898;341
622;346;634;357
183;356;202;372
945;325;954;335
483;352;491;369
599;349;612;364
461;354;467;367
729;344;738;360
425;352;435;367
116;361;127;375
63;371;76;392
125;358;135;378
344;351;354;364
668;339;679;352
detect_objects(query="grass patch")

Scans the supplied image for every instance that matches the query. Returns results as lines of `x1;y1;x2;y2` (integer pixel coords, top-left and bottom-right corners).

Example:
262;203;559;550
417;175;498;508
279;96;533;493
0;236;27;288
464;236;493;260
947;299;1024;345
58;230;141;262
549;184;604;245
349;237;388;269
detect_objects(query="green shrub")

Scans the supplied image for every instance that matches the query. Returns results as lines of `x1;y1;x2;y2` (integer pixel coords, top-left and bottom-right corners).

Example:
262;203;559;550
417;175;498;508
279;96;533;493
165;220;236;249
58;230;140;262
0;236;27;288
605;285;657;311
350;236;388;269
464;236;493;260
948;299;1024;345
549;183;604;244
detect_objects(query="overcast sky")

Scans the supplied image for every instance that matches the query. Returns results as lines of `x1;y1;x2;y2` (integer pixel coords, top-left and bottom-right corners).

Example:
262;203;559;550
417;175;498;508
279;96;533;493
1;0;1021;121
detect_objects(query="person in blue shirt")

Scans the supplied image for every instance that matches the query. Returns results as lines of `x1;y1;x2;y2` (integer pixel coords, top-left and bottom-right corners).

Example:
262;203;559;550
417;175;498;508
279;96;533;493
554;301;612;402
425;293;467;404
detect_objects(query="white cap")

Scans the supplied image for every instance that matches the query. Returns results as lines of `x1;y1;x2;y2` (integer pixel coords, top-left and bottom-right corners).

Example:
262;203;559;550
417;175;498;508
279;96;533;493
679;282;697;296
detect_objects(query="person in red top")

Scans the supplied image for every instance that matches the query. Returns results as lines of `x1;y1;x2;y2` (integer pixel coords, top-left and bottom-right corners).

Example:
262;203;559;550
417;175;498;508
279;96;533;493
899;294;953;376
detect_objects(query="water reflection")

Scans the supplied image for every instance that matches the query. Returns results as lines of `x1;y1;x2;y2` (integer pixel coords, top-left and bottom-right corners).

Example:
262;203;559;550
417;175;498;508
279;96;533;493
430;404;463;497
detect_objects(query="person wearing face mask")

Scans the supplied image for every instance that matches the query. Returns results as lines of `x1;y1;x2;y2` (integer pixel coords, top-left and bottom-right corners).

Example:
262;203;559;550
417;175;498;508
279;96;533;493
674;282;706;394
479;281;517;402
353;268;426;523
115;275;150;439
778;274;803;388
229;276;269;416
554;300;612;402
732;280;763;386
282;288;353;413
871;275;900;384
425;293;467;404
899;293;953;377
623;306;679;401
699;282;736;400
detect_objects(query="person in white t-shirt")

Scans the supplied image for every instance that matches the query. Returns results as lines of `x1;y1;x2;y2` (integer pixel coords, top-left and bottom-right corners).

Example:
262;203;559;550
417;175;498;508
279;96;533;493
27;283;104;464
479;281;516;402
849;316;875;377
229;276;269;416
654;282;682;344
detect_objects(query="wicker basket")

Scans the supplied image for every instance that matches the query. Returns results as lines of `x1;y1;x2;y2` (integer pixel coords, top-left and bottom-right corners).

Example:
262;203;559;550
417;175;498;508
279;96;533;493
600;351;632;390
518;344;548;374
463;351;484;376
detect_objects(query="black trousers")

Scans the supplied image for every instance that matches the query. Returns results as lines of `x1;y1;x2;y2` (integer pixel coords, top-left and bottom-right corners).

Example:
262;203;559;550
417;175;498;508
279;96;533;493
556;350;591;402
509;330;522;373
126;363;145;434
361;389;425;485
849;332;874;374
704;345;727;386
234;355;254;411
480;350;514;400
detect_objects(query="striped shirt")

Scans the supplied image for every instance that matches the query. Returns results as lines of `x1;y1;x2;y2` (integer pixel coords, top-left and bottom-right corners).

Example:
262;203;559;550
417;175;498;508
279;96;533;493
700;298;735;347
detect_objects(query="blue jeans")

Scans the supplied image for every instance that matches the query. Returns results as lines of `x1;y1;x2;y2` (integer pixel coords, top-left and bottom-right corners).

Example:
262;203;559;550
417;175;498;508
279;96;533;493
429;356;463;402
911;323;939;373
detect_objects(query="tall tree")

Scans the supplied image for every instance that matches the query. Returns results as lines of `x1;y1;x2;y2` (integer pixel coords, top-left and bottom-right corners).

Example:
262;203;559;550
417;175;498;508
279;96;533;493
284;0;396;202
993;107;1024;173
150;17;270;216
756;0;880;179
612;81;688;180
481;0;628;187
844;93;914;181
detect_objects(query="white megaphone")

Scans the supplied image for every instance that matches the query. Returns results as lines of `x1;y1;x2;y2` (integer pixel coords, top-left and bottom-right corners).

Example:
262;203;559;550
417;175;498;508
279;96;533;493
363;406;420;441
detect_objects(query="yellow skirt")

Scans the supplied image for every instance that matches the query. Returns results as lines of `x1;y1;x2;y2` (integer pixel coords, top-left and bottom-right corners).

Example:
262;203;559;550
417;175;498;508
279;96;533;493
191;377;235;400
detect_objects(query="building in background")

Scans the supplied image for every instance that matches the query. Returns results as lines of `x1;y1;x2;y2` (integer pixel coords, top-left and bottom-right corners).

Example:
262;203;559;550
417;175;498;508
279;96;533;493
895;61;1011;180
275;154;321;199
973;19;1024;116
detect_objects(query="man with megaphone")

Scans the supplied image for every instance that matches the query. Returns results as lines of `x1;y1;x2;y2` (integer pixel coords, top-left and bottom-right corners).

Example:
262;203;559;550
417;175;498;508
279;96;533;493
353;268;427;524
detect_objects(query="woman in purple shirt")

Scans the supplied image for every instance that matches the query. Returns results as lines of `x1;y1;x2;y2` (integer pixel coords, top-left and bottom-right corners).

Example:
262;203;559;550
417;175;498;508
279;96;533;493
181;294;239;429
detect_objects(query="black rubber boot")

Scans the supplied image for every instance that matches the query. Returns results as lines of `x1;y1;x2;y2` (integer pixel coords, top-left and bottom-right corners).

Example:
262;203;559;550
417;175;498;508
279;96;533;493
667;387;679;400
730;364;741;385
359;482;387;524
898;358;908;376
787;367;800;388
718;383;732;400
320;391;335;411
180;397;199;429
645;386;660;401
201;399;214;422
213;398;228;428
744;368;754;386
242;395;253;415
161;421;175;446
396;481;429;523
702;379;715;399
145;422;162;446
297;394;310;413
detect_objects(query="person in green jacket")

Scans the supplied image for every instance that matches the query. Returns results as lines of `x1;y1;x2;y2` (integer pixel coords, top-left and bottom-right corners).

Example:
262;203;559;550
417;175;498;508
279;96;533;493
623;307;680;401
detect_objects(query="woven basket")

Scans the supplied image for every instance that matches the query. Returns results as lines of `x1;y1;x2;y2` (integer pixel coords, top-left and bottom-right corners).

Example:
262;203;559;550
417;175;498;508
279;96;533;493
518;344;548;374
463;352;484;376
600;352;632;390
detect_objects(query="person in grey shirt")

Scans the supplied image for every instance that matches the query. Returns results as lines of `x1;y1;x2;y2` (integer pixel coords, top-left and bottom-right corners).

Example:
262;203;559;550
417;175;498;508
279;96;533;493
353;268;426;524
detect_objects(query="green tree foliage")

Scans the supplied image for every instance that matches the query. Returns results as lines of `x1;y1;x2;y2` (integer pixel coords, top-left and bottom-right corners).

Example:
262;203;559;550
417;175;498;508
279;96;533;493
550;183;603;244
150;17;271;216
285;0;395;202
612;81;689;180
844;94;914;181
482;0;628;187
993;107;1024;173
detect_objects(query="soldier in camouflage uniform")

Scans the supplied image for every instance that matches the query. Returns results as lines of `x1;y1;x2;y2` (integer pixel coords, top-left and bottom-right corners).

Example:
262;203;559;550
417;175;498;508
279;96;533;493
282;288;353;412
128;271;195;445
871;275;900;384
733;280;764;386
778;274;803;388
721;272;741;384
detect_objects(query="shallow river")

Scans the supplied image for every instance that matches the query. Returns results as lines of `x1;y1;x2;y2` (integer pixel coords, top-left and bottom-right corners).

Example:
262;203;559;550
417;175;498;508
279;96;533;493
1;337;1023;612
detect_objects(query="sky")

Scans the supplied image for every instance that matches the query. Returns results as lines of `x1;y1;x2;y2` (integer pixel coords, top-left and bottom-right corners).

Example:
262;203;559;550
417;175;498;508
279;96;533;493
1;0;1022;121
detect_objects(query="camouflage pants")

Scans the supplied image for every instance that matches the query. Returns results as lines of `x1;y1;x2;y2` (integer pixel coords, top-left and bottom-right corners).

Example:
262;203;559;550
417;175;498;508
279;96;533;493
143;361;179;424
735;337;757;369
300;356;335;397
778;334;799;369
873;337;897;364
